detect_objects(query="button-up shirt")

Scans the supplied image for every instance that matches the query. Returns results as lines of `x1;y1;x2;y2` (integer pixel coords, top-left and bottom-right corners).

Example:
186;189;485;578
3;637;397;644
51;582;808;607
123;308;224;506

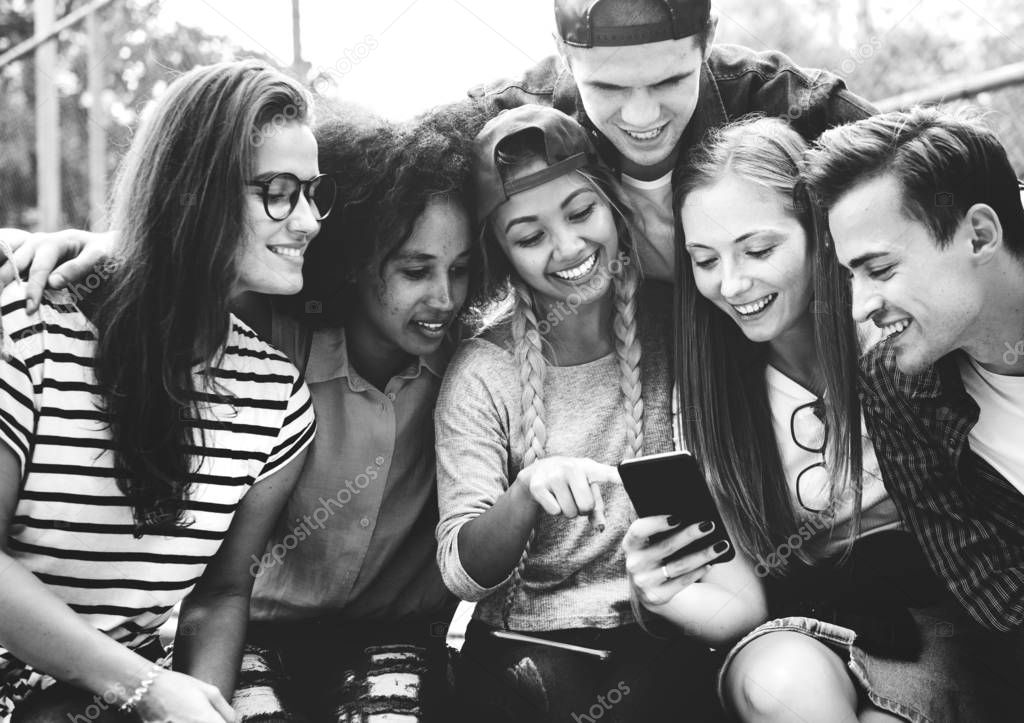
250;317;453;622
859;342;1024;632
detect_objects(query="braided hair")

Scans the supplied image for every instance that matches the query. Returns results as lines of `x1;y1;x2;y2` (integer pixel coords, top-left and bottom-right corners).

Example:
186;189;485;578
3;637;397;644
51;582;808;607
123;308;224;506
479;131;646;629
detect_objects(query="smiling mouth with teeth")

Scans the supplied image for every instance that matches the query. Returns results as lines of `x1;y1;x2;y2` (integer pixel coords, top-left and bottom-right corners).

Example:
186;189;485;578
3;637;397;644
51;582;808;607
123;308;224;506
879;318;911;341
414;321;446;332
732;293;778;317
552;252;598;281
621;124;667;142
270;246;303;258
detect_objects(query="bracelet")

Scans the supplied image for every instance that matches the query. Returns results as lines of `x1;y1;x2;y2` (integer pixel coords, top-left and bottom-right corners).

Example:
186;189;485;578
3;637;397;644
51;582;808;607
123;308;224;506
118;665;164;714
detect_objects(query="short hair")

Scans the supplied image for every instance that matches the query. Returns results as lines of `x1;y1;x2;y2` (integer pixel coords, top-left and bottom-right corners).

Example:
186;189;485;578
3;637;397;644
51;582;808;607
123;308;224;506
804;106;1024;259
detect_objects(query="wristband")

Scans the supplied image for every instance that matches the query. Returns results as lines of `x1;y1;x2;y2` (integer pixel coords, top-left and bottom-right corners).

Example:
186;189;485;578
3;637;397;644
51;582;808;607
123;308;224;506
118;665;164;713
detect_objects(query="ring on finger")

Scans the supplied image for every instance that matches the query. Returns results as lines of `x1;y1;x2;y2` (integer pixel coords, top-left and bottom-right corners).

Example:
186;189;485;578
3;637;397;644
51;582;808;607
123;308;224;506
661;564;671;581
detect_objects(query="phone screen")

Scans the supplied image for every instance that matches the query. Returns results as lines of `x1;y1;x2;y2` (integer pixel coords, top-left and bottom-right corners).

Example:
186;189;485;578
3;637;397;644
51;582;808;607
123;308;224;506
618;451;735;564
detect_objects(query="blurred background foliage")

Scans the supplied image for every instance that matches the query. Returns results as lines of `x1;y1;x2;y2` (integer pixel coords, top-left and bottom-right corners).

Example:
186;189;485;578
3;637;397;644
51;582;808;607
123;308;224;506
1;0;1023;229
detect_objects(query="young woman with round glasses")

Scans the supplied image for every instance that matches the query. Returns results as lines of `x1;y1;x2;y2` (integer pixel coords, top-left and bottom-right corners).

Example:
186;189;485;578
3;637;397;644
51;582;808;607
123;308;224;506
623;117;955;722
0;60;324;723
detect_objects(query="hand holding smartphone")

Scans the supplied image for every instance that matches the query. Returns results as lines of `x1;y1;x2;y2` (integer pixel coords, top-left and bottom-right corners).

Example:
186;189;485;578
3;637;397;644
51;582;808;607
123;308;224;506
619;451;735;564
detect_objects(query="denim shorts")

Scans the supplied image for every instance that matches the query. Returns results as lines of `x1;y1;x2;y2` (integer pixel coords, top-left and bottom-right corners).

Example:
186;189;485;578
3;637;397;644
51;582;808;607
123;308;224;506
717;600;1024;723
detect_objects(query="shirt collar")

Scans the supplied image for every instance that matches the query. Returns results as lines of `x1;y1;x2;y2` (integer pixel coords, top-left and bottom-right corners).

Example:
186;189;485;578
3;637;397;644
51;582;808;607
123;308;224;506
876;340;964;402
303;326;449;388
681;61;729;153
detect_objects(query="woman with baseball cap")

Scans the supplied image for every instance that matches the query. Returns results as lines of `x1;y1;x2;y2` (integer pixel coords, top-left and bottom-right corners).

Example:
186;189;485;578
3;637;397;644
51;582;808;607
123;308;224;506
433;105;764;721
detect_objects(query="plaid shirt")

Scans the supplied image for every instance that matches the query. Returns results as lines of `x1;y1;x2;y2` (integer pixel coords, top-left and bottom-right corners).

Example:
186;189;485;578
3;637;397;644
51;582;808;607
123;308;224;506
860;342;1024;632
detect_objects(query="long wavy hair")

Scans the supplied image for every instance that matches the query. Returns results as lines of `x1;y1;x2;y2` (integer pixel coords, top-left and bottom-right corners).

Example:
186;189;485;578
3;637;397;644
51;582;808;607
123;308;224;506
288;99;488;328
476;127;646;627
675;116;862;572
90;60;311;535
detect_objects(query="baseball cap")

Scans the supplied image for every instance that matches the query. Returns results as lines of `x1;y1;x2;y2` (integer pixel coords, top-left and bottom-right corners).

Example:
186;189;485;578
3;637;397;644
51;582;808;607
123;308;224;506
555;0;711;48
472;105;599;224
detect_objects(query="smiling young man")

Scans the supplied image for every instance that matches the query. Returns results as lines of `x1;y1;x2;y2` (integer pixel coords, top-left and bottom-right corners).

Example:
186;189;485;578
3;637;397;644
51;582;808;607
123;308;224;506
805;109;1024;649
471;0;874;282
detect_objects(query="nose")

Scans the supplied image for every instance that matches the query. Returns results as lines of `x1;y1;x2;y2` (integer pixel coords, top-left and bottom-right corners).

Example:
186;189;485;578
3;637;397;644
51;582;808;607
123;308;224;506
851;277;883;324
620;88;660;129
426;273;455;312
550;224;588;262
287;192;321;237
719;260;753;300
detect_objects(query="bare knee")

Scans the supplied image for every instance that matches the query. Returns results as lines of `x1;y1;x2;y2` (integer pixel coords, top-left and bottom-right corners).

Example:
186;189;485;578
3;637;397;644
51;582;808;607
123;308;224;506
724;631;856;721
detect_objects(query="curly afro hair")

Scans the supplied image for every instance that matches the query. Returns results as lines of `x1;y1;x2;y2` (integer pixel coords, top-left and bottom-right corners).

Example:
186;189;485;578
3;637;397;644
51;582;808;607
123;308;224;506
285;97;491;328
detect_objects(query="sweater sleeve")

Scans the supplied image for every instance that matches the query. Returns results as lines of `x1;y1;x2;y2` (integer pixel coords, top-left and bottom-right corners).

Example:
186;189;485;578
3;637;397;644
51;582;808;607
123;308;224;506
434;339;518;602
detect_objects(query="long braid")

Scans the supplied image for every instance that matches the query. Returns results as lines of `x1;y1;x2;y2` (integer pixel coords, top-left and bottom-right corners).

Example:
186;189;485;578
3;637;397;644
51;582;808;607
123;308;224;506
611;257;644;459
611;256;656;633
500;281;548;629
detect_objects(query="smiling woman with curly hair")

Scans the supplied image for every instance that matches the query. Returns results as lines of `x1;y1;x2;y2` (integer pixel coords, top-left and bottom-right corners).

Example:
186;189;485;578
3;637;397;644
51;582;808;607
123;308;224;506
227;98;489;723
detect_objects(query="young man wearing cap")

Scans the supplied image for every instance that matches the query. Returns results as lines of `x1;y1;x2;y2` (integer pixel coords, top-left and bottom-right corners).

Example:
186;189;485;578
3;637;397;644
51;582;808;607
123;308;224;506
805;107;1024;711
470;0;874;282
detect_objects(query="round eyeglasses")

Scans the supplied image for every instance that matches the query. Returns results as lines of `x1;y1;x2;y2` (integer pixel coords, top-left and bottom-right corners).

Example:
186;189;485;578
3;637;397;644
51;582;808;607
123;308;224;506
790;398;831;513
246;172;337;222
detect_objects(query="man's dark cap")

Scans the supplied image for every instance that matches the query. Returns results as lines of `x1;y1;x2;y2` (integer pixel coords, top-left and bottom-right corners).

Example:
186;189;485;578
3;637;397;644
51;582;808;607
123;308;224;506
471;104;598;224
555;0;711;48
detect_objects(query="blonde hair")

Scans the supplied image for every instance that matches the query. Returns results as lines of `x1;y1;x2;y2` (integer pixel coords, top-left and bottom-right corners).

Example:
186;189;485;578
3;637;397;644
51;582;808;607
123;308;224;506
498;212;645;628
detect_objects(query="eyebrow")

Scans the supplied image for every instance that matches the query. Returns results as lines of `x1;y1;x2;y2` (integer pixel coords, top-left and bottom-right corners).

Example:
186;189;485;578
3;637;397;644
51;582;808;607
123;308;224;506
503;188;594;234
587;70;694;92
847;251;889;270
393;250;472;263
684;229;785;250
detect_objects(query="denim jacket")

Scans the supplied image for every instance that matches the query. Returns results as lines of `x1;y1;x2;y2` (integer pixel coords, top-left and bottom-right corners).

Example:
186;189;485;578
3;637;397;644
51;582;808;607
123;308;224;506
468;43;876;176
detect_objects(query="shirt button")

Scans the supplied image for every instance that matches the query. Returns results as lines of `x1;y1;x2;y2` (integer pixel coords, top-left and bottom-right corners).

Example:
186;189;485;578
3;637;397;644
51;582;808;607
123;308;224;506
360;517;370;528
386;392;396;401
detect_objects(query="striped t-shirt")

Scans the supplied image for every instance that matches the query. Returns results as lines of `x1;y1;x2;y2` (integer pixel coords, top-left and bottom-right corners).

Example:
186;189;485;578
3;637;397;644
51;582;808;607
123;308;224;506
0;283;316;708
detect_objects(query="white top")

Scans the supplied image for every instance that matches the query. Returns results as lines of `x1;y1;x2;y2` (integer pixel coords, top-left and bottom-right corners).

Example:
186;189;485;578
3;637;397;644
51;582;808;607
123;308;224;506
620;170;674;283
959;355;1024;496
765;365;900;557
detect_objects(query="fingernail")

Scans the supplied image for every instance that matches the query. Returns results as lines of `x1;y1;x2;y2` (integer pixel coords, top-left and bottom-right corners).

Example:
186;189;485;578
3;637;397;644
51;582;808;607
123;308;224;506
667;515;680;526
699;521;714;533
713;540;730;554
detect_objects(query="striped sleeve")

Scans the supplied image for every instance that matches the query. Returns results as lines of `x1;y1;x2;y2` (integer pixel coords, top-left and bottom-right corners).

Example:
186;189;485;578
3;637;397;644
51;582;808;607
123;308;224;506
0;287;40;476
255;373;315;482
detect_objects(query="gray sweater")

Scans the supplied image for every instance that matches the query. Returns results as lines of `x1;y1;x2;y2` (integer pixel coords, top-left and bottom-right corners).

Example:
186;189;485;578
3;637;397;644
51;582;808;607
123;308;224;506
434;283;674;631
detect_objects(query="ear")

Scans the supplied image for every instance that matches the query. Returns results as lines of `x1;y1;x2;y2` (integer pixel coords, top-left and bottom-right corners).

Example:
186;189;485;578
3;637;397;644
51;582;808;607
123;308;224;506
964;203;1002;263
701;14;719;62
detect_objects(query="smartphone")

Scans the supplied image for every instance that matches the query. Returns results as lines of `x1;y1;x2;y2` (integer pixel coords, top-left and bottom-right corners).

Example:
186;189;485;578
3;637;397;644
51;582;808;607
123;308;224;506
619;451;735;564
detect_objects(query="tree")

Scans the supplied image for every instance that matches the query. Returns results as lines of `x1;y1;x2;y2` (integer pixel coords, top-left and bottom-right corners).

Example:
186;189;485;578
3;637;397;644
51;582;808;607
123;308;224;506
0;0;281;228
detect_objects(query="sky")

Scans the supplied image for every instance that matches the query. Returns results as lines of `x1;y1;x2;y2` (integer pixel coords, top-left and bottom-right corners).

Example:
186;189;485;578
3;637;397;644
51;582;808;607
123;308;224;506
157;0;557;119
154;0;1007;120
